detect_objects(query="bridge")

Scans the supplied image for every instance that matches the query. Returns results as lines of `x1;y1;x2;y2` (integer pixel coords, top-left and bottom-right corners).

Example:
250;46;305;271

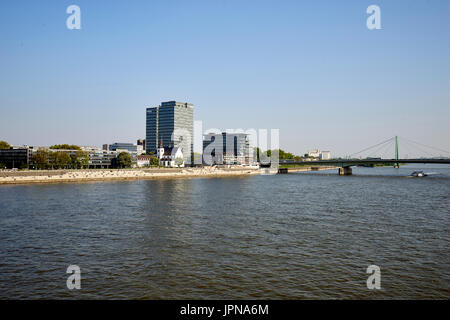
274;136;450;175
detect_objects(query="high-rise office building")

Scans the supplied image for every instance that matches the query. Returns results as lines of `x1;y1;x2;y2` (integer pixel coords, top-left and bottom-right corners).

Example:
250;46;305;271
146;101;194;163
203;132;250;165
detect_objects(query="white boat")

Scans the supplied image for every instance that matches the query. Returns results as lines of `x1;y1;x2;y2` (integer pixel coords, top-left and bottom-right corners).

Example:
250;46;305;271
411;171;427;177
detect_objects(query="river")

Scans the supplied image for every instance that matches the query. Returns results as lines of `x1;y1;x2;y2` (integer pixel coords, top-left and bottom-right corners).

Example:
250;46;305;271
0;164;449;299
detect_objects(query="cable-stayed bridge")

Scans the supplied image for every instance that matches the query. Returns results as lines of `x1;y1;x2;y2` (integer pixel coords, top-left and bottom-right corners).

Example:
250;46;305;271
278;136;450;175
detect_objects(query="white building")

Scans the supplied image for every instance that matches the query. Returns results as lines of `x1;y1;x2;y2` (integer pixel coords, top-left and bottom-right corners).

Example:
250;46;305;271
320;151;331;160
157;144;184;167
136;155;152;167
308;149;321;158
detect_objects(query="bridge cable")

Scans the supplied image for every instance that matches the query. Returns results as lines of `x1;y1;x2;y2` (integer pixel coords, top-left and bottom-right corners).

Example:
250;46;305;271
368;139;393;158
399;139;418;159
399;136;450;156
348;137;394;158
400;138;441;158
380;139;395;159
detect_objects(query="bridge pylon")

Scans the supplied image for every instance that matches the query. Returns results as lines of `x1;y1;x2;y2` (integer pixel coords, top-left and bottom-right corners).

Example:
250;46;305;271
394;136;400;168
338;167;352;175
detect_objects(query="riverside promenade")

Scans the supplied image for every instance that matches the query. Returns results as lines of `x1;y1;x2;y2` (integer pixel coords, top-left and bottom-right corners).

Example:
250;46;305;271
0;167;262;185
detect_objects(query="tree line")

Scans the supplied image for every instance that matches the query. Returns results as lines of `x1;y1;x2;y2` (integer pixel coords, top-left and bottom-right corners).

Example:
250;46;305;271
254;148;302;162
0;140;11;150
49;144;81;150
32;149;89;169
32;149;136;169
1;140;148;170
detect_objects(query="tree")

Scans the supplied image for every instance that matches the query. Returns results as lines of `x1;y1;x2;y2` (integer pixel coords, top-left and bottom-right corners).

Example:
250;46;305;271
50;151;71;169
116;152;132;168
254;147;261;163
279;149;294;160
49;144;81;150
191;152;202;165
255;148;299;162
254;147;271;163
71;150;89;169
19;162;29;170
175;157;184;167
0;140;11;149
150;156;160;167
32;150;49;169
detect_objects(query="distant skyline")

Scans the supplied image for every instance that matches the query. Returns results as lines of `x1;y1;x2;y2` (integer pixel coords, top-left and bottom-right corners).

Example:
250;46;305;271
0;0;449;157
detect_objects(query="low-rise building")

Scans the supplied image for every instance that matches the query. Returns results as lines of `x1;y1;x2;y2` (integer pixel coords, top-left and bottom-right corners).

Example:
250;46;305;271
157;143;184;167
320;151;331;160
82;147;118;168
107;142;145;155
103;142;145;165
136;155;153;167
0;147;30;169
308;149;321;158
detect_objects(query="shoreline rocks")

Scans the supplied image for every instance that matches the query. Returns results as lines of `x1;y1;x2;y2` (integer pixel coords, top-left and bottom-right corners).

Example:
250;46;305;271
0;167;262;185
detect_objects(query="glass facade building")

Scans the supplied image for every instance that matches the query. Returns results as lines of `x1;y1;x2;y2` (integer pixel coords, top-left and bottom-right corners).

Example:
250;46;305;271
0;148;30;169
108;143;138;152
146;101;194;163
203;132;250;165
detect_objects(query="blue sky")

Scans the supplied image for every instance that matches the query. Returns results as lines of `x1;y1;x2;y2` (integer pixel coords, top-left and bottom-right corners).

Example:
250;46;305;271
0;0;449;157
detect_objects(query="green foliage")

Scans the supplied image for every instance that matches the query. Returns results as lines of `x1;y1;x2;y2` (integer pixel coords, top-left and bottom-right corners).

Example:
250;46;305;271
175;157;184;166
0;140;11;149
32;149;89;170
0;163;6;169
278;149;295;160
150;156;160;166
116;152;132;168
255;148;299;162
32;150;49;169
19;162;29;170
49;151;72;169
49;144;81;150
254;147;261;162
255;148;271;161
70;150;89;169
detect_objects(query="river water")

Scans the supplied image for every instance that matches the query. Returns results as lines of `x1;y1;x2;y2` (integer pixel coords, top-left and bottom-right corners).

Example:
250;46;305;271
0;164;449;299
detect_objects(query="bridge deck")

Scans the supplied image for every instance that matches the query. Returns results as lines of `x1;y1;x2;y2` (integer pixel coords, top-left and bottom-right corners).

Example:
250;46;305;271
278;159;450;167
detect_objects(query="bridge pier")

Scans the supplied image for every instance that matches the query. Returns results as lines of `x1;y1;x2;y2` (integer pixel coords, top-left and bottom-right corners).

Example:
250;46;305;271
339;167;352;175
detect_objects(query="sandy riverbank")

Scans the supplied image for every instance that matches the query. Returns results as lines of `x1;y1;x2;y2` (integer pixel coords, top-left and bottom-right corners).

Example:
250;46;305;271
0;167;263;185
